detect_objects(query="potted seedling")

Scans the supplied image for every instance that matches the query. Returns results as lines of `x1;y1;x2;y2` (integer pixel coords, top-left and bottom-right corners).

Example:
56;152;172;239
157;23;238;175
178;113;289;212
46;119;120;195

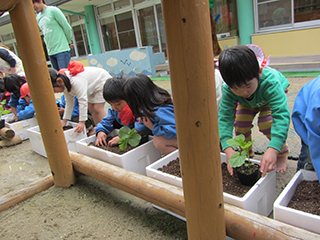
226;134;260;186
0;99;11;129
76;127;161;175
118;126;142;150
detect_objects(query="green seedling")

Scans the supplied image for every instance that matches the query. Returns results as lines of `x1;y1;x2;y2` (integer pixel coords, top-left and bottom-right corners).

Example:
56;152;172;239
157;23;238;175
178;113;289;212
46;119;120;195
118;126;141;150
0;99;11;117
226;134;254;168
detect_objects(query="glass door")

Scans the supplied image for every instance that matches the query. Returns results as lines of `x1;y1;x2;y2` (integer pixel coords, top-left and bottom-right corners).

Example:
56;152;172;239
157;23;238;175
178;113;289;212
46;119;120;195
115;11;137;49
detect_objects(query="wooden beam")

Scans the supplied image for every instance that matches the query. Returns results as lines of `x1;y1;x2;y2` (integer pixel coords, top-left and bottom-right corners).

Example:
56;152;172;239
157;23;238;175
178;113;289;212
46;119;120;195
0;0;20;12
69;151;320;239
161;0;225;238
0;175;54;212
9;0;76;187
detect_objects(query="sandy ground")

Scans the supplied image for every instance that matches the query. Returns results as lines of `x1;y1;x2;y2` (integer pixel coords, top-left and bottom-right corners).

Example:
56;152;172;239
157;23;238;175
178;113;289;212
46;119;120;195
0;77;315;239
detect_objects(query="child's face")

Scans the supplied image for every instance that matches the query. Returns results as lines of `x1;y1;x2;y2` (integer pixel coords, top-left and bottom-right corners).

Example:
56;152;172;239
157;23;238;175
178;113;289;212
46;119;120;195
108;99;127;112
53;77;65;93
230;78;258;99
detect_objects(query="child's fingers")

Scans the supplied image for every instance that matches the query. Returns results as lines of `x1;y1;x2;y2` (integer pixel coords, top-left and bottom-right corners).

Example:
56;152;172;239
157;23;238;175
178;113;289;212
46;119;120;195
227;164;233;176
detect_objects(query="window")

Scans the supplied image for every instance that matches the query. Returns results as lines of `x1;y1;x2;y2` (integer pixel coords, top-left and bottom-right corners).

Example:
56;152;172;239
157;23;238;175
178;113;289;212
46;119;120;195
115;11;137;49
257;0;291;29
100;17;120;51
71;24;90;57
156;4;166;56
113;0;131;11
211;0;239;38
137;7;159;51
294;0;320;23
97;3;112;15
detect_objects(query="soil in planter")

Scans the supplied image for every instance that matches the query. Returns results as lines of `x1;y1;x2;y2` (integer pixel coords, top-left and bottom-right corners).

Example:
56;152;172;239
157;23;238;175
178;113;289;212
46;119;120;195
287;180;320;216
63;126;73;131
157;158;255;198
88;133;149;155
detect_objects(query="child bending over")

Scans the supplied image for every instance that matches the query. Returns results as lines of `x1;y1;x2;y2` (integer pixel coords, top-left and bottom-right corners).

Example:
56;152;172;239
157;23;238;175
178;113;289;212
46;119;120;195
17;83;35;120
49;61;110;134
122;73;178;156
3;74;27;121
218;45;290;177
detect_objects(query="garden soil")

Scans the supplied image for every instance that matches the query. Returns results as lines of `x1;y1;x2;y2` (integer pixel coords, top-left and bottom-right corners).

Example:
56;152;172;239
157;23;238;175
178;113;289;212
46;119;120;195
0;77;315;239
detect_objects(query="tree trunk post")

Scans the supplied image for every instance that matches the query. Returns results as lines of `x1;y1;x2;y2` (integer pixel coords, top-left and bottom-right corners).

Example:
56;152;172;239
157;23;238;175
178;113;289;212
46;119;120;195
9;0;76;187
161;0;226;239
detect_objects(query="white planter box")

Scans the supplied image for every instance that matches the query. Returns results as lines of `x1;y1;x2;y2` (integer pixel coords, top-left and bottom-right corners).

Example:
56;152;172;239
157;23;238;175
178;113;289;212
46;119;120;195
146;149;276;218
27;121;87;158
273;169;320;234
6;116;38;140
76;130;161;176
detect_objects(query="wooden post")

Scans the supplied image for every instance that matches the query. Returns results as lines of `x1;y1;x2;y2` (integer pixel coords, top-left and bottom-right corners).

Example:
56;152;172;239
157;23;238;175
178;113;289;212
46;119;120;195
69;151;320;240
161;1;225;239
8;0;76;187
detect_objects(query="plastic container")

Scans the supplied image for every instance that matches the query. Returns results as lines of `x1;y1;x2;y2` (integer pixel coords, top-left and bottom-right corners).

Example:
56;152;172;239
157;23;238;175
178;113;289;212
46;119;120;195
6;116;38;140
76;129;161;175
273;169;320;234
27;121;86;158
146;149;276;217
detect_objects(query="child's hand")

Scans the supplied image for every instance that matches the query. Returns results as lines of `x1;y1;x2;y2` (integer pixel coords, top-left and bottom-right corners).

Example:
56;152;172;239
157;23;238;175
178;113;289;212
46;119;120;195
260;147;278;178
57;107;65;116
224;147;236;176
74;121;85;134
61;119;68;127
140;116;154;130
108;136;120;146
95;131;107;146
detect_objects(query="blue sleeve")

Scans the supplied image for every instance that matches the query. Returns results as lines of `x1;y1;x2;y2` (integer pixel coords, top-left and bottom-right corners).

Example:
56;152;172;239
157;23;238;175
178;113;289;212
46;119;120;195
17;102;35;120
134;120;153;135
95;108;119;135
16;98;27;112
8;93;20;108
60;94;66;108
0;49;16;68
71;96;79;119
151;105;177;139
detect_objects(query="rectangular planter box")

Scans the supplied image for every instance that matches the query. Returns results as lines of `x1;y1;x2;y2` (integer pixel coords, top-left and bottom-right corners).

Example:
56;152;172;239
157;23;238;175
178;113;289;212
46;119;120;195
76;130;161;176
27;121;87;158
146;149;276;217
273;169;320;234
6;116;38;141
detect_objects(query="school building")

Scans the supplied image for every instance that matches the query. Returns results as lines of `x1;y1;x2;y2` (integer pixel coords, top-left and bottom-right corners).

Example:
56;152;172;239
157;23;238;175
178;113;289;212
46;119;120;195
0;0;319;66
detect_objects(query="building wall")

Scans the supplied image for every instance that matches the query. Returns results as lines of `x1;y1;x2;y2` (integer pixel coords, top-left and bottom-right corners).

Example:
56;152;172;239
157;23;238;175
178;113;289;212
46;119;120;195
252;27;320;57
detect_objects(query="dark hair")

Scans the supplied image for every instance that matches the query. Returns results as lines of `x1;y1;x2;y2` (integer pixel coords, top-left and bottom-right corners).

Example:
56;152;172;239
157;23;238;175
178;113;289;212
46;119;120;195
122;73;173;118
218;45;260;89
49;68;72;92
0;79;4;93
103;76;126;102
32;0;45;3
3;74;27;93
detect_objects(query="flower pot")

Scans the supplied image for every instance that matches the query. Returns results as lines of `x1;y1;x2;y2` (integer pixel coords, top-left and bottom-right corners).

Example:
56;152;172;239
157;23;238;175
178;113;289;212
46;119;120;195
27;121;87;158
146;149;276;217
235;163;260;186
76;129;161;176
6;116;38;140
273;169;320;234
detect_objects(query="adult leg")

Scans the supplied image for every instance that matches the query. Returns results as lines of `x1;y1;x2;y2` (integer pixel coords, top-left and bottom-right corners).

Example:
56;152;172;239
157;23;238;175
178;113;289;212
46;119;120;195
234;103;258;157
55;51;71;70
153;136;178;156
88;103;107;126
49;55;59;71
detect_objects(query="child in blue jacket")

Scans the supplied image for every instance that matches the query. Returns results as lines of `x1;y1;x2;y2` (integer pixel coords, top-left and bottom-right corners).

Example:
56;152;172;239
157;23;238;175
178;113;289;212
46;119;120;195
122;73;178;155
292;76;320;182
95;76;137;147
17;83;35;120
3;74;27;121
